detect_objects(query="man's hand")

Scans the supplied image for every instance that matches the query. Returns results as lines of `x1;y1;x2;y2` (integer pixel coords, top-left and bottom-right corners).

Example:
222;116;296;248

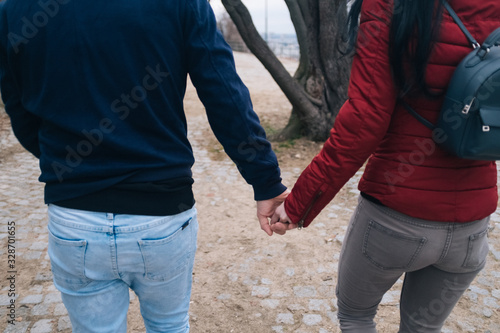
256;189;290;236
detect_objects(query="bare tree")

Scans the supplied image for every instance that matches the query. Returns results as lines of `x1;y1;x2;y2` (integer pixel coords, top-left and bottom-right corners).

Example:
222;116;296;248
221;0;351;141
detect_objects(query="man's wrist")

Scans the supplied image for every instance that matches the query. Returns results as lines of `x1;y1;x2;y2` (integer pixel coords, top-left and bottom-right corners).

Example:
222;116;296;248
254;182;287;201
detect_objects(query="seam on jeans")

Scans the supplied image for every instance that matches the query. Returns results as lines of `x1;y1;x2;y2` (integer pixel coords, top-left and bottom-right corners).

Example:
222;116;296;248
337;200;364;275
351;199;364;228
109;233;120;279
344;199;364;242
437;224;453;264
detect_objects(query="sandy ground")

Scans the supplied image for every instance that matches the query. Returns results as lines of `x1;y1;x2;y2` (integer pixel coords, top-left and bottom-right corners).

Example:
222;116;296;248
0;52;499;333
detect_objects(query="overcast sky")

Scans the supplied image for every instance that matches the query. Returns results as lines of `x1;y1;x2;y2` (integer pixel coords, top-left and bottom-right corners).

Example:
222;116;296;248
210;0;296;35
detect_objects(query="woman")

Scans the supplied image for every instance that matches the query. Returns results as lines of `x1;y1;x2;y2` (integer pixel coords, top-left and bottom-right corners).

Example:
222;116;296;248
271;0;499;331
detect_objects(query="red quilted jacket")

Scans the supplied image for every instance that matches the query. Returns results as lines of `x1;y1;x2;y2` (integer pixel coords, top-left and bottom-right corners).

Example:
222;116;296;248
285;0;499;227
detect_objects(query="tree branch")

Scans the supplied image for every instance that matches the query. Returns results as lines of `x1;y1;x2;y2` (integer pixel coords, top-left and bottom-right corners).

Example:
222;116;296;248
284;0;309;80
221;0;321;124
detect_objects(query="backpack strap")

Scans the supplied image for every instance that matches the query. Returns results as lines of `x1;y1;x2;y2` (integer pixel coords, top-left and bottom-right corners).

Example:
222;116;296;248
441;0;480;49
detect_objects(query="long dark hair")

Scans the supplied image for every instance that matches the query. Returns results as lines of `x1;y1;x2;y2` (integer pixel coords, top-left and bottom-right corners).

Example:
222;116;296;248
343;0;445;97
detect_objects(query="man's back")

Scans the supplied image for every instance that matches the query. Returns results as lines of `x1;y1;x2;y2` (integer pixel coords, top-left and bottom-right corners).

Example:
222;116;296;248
0;0;286;212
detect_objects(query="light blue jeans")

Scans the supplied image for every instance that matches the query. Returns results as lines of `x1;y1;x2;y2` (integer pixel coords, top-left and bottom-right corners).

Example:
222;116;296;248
47;204;199;333
337;196;490;333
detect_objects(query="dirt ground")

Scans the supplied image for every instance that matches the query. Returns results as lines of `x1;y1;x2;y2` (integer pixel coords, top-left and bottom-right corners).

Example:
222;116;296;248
1;52;499;333
181;53;500;333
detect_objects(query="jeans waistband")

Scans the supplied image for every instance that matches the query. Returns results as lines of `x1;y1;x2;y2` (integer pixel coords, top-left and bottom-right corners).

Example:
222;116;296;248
48;204;196;234
359;196;489;230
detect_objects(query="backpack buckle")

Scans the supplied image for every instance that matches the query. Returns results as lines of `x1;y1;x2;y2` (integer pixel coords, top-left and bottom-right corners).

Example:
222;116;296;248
477;45;491;60
483;126;490;132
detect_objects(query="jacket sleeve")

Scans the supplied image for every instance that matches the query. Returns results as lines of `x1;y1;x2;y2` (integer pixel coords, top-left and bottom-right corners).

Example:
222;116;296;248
183;0;286;201
0;9;42;159
284;0;398;227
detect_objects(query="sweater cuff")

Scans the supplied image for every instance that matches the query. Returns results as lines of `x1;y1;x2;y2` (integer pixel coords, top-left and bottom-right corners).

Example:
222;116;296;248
253;182;287;201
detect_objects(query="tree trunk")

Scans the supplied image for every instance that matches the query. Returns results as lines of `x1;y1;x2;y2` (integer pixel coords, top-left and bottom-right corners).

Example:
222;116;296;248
221;0;350;141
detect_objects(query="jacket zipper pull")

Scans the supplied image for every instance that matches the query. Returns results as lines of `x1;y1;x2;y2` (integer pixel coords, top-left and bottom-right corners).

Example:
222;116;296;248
297;190;323;229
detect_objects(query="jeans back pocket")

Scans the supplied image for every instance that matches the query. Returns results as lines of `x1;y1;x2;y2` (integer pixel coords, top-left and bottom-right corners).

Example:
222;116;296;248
363;220;427;270
462;228;489;270
139;218;195;282
48;229;91;290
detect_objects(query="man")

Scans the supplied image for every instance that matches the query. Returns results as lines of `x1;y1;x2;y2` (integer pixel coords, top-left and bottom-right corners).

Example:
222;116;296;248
0;0;288;332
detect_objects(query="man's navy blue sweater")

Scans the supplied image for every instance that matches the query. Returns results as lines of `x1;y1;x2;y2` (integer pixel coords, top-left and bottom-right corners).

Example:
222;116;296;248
0;0;286;214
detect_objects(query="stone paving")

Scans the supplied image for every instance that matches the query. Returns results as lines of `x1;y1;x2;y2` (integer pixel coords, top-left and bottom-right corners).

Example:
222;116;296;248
1;109;500;332
0;125;69;333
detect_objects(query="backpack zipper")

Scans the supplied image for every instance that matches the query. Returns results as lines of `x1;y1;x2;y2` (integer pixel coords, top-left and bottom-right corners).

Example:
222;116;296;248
462;97;476;114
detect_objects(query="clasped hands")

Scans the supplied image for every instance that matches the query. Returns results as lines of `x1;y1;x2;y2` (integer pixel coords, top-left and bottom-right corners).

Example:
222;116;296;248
257;189;298;236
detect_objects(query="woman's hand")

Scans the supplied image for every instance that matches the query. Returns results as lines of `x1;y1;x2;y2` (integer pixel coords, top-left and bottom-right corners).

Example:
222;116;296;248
270;203;298;235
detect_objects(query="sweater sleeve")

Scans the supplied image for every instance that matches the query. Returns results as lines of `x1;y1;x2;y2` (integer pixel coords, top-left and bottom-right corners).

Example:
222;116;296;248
284;0;398;227
183;0;286;201
0;10;41;159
